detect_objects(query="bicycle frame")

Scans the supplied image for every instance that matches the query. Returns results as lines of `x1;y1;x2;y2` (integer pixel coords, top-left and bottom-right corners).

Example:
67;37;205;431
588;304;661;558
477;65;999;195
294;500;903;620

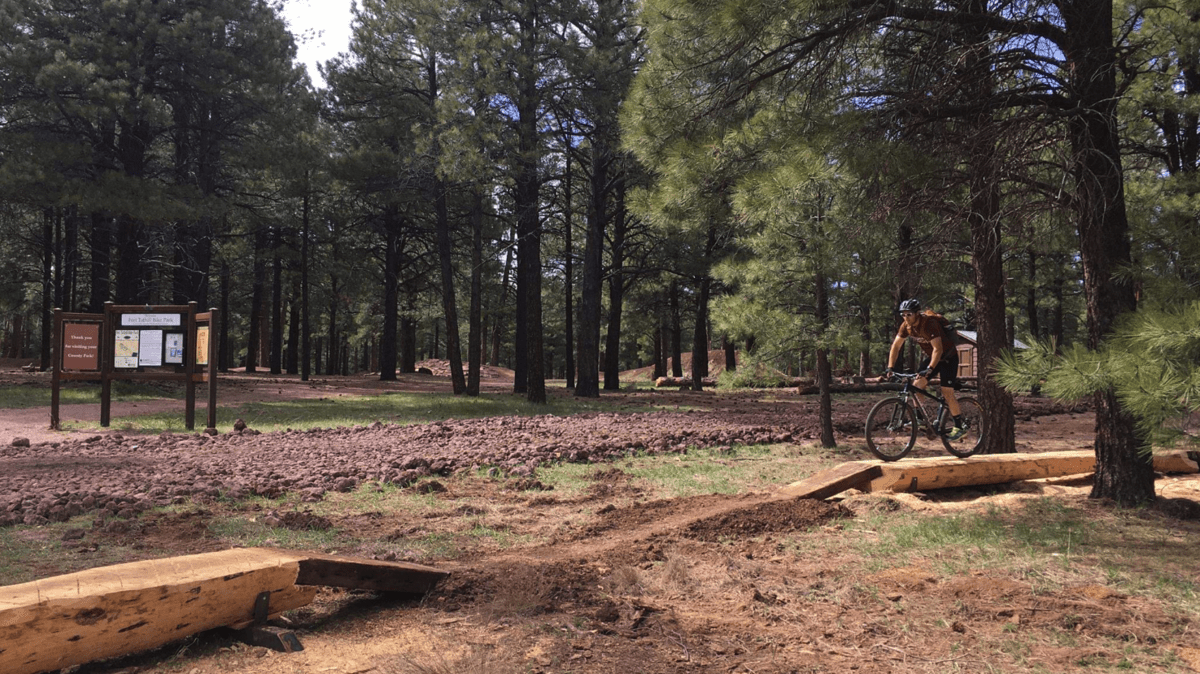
891;377;950;440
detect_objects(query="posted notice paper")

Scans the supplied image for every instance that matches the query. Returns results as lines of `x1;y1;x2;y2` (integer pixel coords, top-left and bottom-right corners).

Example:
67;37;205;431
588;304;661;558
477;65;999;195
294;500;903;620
139;329;163;367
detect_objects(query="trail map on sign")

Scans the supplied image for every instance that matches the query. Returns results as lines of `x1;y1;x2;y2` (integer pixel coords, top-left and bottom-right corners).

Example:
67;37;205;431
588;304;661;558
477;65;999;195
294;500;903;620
114;330;139;368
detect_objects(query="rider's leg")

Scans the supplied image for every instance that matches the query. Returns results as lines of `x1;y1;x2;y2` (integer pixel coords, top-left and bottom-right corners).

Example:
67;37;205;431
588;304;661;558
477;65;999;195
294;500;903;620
937;356;963;427
941;386;962;417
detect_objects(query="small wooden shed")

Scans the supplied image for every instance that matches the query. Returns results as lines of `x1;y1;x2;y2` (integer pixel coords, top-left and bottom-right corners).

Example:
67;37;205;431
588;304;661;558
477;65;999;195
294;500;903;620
954;331;1028;379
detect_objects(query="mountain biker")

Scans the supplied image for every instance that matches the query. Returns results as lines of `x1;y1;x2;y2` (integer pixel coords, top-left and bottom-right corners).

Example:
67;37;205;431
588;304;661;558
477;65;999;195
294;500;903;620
884;299;967;441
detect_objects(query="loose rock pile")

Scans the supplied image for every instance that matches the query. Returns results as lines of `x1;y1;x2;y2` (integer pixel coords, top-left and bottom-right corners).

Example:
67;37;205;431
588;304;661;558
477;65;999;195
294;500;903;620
0;409;806;527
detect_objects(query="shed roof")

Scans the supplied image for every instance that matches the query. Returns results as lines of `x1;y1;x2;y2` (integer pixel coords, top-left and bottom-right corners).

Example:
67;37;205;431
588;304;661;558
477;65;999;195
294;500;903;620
956;330;1029;350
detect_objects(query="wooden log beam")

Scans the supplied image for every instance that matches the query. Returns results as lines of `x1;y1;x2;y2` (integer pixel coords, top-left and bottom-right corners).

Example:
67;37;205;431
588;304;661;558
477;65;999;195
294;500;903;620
782;450;1198;499
0;548;450;674
777;463;883;499
0;548;316;674
862;450;1197;493
296;554;448;595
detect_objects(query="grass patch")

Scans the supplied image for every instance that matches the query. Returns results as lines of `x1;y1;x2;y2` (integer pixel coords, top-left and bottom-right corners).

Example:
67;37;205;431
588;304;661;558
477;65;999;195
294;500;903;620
0;518;163;585
623;444;815;497
206;515;343;549
60;390;641;435
0;380;183;409
530;443;818;499
840;497;1200;619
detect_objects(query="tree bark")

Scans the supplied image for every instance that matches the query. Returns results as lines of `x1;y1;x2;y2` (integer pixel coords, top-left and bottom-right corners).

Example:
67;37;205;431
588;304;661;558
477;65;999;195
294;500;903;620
602;182;627;390
815;266;835;448
691;277;711;390
435;178;466;394
490;232;514;367
467;188;484;395
219;259;230;372
1025;248;1039;339
958;0;1016;455
576;131;610;398
246;225;268;373
1061;0;1154;503
88;213;112;312
300;190;311;382
40;209;53;371
269;227;283;375
380;211;400;381
563;149;576;389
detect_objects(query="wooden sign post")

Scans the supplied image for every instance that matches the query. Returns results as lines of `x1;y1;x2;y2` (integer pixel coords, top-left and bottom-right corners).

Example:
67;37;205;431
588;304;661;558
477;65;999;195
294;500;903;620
51;303;219;433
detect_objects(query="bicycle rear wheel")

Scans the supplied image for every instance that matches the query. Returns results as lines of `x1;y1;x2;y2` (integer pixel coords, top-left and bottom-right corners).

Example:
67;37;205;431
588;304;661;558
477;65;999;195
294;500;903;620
865;398;917;461
940;396;985;458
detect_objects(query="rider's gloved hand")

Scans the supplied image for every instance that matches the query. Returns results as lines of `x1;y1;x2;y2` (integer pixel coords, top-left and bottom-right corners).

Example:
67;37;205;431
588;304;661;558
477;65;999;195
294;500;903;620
917;367;931;378
884;368;895;381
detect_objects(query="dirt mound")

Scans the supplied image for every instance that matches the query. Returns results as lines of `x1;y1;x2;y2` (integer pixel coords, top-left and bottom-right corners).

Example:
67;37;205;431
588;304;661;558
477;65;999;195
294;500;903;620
622;349;738;381
414;359;514;379
684;498;852;541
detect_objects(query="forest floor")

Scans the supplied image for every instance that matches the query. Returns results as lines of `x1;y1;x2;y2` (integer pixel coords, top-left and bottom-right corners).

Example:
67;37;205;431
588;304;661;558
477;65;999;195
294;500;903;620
2;363;1199;674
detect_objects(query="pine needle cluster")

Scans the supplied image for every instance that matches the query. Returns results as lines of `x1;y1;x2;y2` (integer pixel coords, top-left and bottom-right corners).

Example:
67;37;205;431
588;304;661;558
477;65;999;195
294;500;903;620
995;302;1200;450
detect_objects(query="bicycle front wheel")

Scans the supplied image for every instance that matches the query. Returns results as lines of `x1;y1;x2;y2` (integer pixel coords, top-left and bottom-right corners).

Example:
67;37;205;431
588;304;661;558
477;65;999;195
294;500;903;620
865;398;917;461
941;396;986;458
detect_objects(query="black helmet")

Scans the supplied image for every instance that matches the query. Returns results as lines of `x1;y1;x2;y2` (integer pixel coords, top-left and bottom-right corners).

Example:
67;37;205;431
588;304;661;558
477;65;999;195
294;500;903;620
898;298;921;313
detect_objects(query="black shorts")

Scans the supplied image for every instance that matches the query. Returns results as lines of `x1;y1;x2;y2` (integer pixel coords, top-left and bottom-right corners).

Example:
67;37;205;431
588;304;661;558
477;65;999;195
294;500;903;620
919;354;961;390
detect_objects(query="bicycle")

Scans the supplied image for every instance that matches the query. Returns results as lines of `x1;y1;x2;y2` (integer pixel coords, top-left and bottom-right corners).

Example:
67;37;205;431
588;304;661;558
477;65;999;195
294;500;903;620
864;372;986;461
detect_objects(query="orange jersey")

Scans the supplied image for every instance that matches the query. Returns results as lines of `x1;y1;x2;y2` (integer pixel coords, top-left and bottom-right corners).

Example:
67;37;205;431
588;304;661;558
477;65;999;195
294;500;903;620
897;313;956;357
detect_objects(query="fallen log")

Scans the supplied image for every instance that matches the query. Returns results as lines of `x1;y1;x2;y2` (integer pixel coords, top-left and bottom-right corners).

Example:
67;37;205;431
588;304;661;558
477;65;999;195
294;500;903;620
654;376;717;388
0;548;448;674
780;450;1199;499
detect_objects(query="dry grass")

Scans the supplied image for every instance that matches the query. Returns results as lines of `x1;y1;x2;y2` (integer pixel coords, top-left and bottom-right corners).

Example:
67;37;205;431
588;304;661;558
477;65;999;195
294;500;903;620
380;645;517;674
603;565;644;595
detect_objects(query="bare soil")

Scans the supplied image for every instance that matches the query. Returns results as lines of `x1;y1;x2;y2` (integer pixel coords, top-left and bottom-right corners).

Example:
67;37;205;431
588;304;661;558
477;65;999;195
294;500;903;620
2;366;1199;674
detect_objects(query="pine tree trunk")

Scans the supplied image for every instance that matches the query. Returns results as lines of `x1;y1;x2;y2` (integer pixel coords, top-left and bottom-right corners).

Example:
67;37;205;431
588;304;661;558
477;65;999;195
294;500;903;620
815;269;836;448
219;260;230;372
435;180;466;394
300;191;311;382
653;324;665;378
576;134;609;398
40;209;53;371
88;213;111;312
246;226;267;373
859;301;872;376
670;281;683;377
380;217;400;381
563;148;576;390
602;185;627;390
269;227;282;375
1063;0;1154;504
490;235;513;367
467;190;484;396
691;277;710;390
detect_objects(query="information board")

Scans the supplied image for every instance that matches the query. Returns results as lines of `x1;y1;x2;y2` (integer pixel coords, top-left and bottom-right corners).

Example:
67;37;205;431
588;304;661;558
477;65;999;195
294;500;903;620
51;303;220;433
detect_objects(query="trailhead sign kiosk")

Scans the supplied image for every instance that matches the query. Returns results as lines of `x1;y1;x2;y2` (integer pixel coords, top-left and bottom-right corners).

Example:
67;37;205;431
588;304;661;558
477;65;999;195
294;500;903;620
51;302;219;432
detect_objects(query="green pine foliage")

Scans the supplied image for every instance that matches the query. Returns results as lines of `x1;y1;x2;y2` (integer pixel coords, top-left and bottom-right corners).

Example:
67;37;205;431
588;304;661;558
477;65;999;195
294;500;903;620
996;302;1200;450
